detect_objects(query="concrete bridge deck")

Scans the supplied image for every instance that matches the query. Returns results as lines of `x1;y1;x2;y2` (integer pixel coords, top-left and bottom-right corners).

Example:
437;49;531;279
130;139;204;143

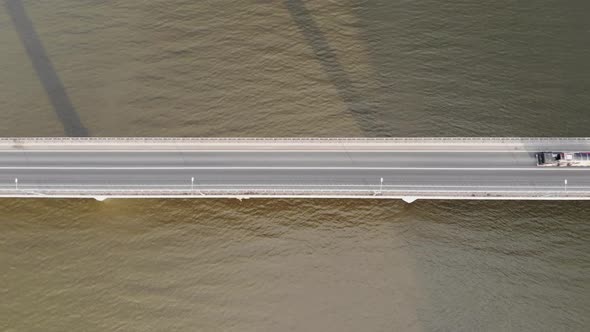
0;137;589;202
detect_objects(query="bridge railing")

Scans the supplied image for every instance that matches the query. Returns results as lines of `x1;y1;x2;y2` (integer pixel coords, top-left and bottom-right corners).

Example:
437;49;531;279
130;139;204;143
0;183;588;198
1;137;589;145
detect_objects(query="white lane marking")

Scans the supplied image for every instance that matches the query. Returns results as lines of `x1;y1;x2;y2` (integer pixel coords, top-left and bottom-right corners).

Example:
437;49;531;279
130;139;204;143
0;149;547;153
0;166;587;171
3;184;590;189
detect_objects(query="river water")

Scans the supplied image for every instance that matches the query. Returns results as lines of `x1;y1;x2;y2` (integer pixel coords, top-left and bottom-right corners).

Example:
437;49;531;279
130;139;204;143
0;1;589;331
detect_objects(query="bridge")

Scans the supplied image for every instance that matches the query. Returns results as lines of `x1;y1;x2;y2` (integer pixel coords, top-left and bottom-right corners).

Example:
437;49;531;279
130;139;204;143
1;137;589;202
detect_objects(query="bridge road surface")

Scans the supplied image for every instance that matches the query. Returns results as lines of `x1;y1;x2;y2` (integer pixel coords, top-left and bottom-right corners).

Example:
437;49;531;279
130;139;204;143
0;138;589;201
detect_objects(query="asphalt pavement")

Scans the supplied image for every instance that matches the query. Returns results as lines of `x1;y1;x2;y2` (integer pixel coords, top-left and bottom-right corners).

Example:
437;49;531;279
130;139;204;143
0;147;589;198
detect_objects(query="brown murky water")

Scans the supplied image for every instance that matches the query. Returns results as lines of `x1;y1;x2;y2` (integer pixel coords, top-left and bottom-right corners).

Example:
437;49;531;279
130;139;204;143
1;1;589;331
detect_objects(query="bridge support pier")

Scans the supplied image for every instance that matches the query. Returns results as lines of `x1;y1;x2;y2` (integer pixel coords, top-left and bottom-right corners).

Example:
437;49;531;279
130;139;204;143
402;197;418;204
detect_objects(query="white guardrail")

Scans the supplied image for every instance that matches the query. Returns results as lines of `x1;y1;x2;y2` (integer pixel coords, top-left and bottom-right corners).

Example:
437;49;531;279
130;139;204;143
0;184;589;197
0;137;589;145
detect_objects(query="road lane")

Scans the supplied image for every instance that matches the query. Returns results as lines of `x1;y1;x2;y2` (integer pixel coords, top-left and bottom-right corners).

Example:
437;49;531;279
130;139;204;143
0;151;537;168
1;168;589;192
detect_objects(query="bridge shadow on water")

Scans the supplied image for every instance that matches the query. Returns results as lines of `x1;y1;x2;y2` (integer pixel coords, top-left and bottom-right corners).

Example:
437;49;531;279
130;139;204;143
284;0;386;136
4;0;88;136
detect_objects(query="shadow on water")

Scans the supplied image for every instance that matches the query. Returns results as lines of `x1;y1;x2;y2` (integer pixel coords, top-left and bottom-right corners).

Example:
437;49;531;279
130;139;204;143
4;0;88;136
284;0;385;136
